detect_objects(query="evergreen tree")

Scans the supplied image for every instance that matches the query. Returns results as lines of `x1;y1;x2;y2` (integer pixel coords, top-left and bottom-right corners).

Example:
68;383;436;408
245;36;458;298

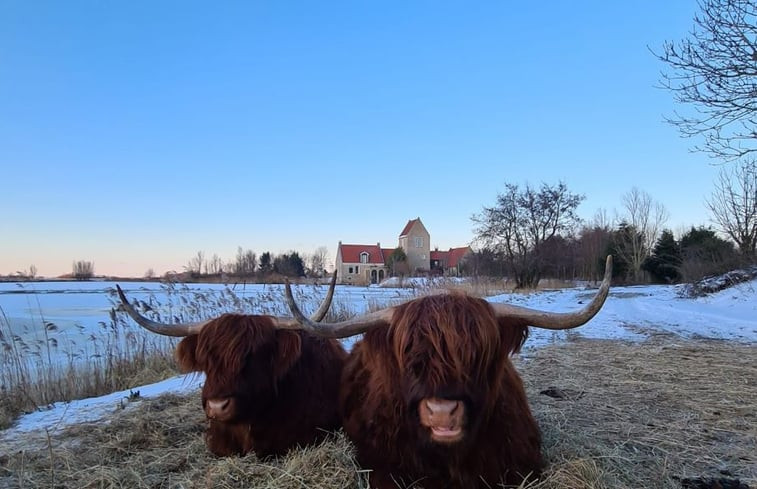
286;252;306;277
387;247;409;277
680;226;736;258
678;226;739;280
273;252;305;277
642;229;682;283
258;252;273;275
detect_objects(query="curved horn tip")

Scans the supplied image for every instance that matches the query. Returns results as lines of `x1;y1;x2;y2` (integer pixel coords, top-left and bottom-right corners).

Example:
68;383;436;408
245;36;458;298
283;280;303;315
283;280;312;325
116;284;127;302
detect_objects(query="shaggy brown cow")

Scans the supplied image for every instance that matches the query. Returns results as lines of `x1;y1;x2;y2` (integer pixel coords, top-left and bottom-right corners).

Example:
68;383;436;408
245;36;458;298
284;257;613;488
116;276;346;458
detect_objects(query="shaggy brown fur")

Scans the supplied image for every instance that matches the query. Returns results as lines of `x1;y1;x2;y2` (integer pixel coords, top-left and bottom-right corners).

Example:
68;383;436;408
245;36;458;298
339;292;542;488
176;314;347;458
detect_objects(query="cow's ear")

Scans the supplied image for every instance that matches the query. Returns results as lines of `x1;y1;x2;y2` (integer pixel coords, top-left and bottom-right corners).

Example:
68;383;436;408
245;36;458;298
272;330;302;380
497;319;529;355
175;335;201;372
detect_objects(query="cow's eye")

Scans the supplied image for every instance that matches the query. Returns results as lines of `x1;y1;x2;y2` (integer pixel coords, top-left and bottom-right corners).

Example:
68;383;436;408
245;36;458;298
411;362;424;377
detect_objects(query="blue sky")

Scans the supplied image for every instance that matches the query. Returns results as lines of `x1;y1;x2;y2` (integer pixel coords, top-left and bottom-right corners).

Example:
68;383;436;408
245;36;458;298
1;1;722;277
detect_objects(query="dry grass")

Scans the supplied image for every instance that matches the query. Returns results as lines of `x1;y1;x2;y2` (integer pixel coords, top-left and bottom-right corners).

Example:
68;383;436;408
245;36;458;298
0;392;368;489
422;276;579;298
0;307;178;431
520;336;756;488
1;337;754;488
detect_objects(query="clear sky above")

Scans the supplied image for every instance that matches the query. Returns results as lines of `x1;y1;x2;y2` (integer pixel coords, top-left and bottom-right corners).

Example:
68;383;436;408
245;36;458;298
1;1;723;277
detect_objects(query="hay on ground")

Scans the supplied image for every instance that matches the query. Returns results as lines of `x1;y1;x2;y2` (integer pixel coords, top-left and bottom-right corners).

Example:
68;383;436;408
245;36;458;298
0;337;754;488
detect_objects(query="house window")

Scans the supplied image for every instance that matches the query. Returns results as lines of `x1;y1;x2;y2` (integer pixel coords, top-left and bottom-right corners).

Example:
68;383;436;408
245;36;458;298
348;267;353;274
360;252;369;263
414;237;423;248
355;266;359;273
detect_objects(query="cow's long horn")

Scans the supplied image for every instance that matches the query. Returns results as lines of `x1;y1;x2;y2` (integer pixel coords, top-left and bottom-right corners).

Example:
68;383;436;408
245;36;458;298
116;271;339;337
282;280;394;338
490;255;613;329
116;285;211;337
310;270;338;322
282;256;612;338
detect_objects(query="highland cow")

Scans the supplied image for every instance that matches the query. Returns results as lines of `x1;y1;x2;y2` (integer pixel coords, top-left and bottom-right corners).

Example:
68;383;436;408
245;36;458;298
284;257;613;488
117;276;346;458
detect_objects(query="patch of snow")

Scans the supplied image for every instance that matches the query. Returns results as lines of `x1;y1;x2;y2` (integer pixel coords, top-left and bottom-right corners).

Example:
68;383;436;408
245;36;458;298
0;373;204;455
678;266;757;297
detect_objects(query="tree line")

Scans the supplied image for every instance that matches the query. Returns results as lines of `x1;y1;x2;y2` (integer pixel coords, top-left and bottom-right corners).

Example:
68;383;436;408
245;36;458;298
469;177;755;289
179;246;331;280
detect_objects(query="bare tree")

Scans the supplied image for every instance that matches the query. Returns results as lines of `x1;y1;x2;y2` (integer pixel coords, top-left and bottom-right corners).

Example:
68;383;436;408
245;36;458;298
207;253;224;275
614;188;669;282
144;268;155;279
654;0;757;160
309;246;329;277
706;160;757;256
186;250;205;276
590;208;611;230
232;247;257;276
72;260;95;280
472;181;584;288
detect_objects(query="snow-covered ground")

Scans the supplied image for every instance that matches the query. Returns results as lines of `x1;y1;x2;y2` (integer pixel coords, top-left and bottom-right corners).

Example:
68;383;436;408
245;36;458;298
497;280;757;347
1;278;756;455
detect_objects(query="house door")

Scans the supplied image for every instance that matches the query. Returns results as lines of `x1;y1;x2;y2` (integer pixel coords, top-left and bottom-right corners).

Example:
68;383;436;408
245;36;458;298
378;270;385;282
370;270;378;284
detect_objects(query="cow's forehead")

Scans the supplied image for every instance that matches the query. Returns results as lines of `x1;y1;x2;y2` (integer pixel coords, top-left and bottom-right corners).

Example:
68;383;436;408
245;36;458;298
389;294;503;372
392;294;498;335
195;315;278;369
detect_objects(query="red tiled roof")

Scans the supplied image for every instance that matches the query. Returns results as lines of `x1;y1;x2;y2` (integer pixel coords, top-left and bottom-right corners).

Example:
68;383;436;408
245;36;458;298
447;247;471;267
339;244;386;264
430;247;470;267
430;250;447;261
399;218;421;237
382;248;394;263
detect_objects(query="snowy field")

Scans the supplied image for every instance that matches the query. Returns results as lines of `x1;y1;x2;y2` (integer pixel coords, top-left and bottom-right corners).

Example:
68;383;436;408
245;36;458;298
0;280;417;368
1;278;756;455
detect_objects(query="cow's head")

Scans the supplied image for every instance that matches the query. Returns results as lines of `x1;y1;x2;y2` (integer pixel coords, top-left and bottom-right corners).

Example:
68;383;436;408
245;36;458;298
387;292;524;445
115;274;337;455
173;314;302;422
284;256;613;446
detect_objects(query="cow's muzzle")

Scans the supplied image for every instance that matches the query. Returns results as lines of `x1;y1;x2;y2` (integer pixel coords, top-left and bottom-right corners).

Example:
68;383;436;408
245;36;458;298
205;397;237;422
419;397;466;444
